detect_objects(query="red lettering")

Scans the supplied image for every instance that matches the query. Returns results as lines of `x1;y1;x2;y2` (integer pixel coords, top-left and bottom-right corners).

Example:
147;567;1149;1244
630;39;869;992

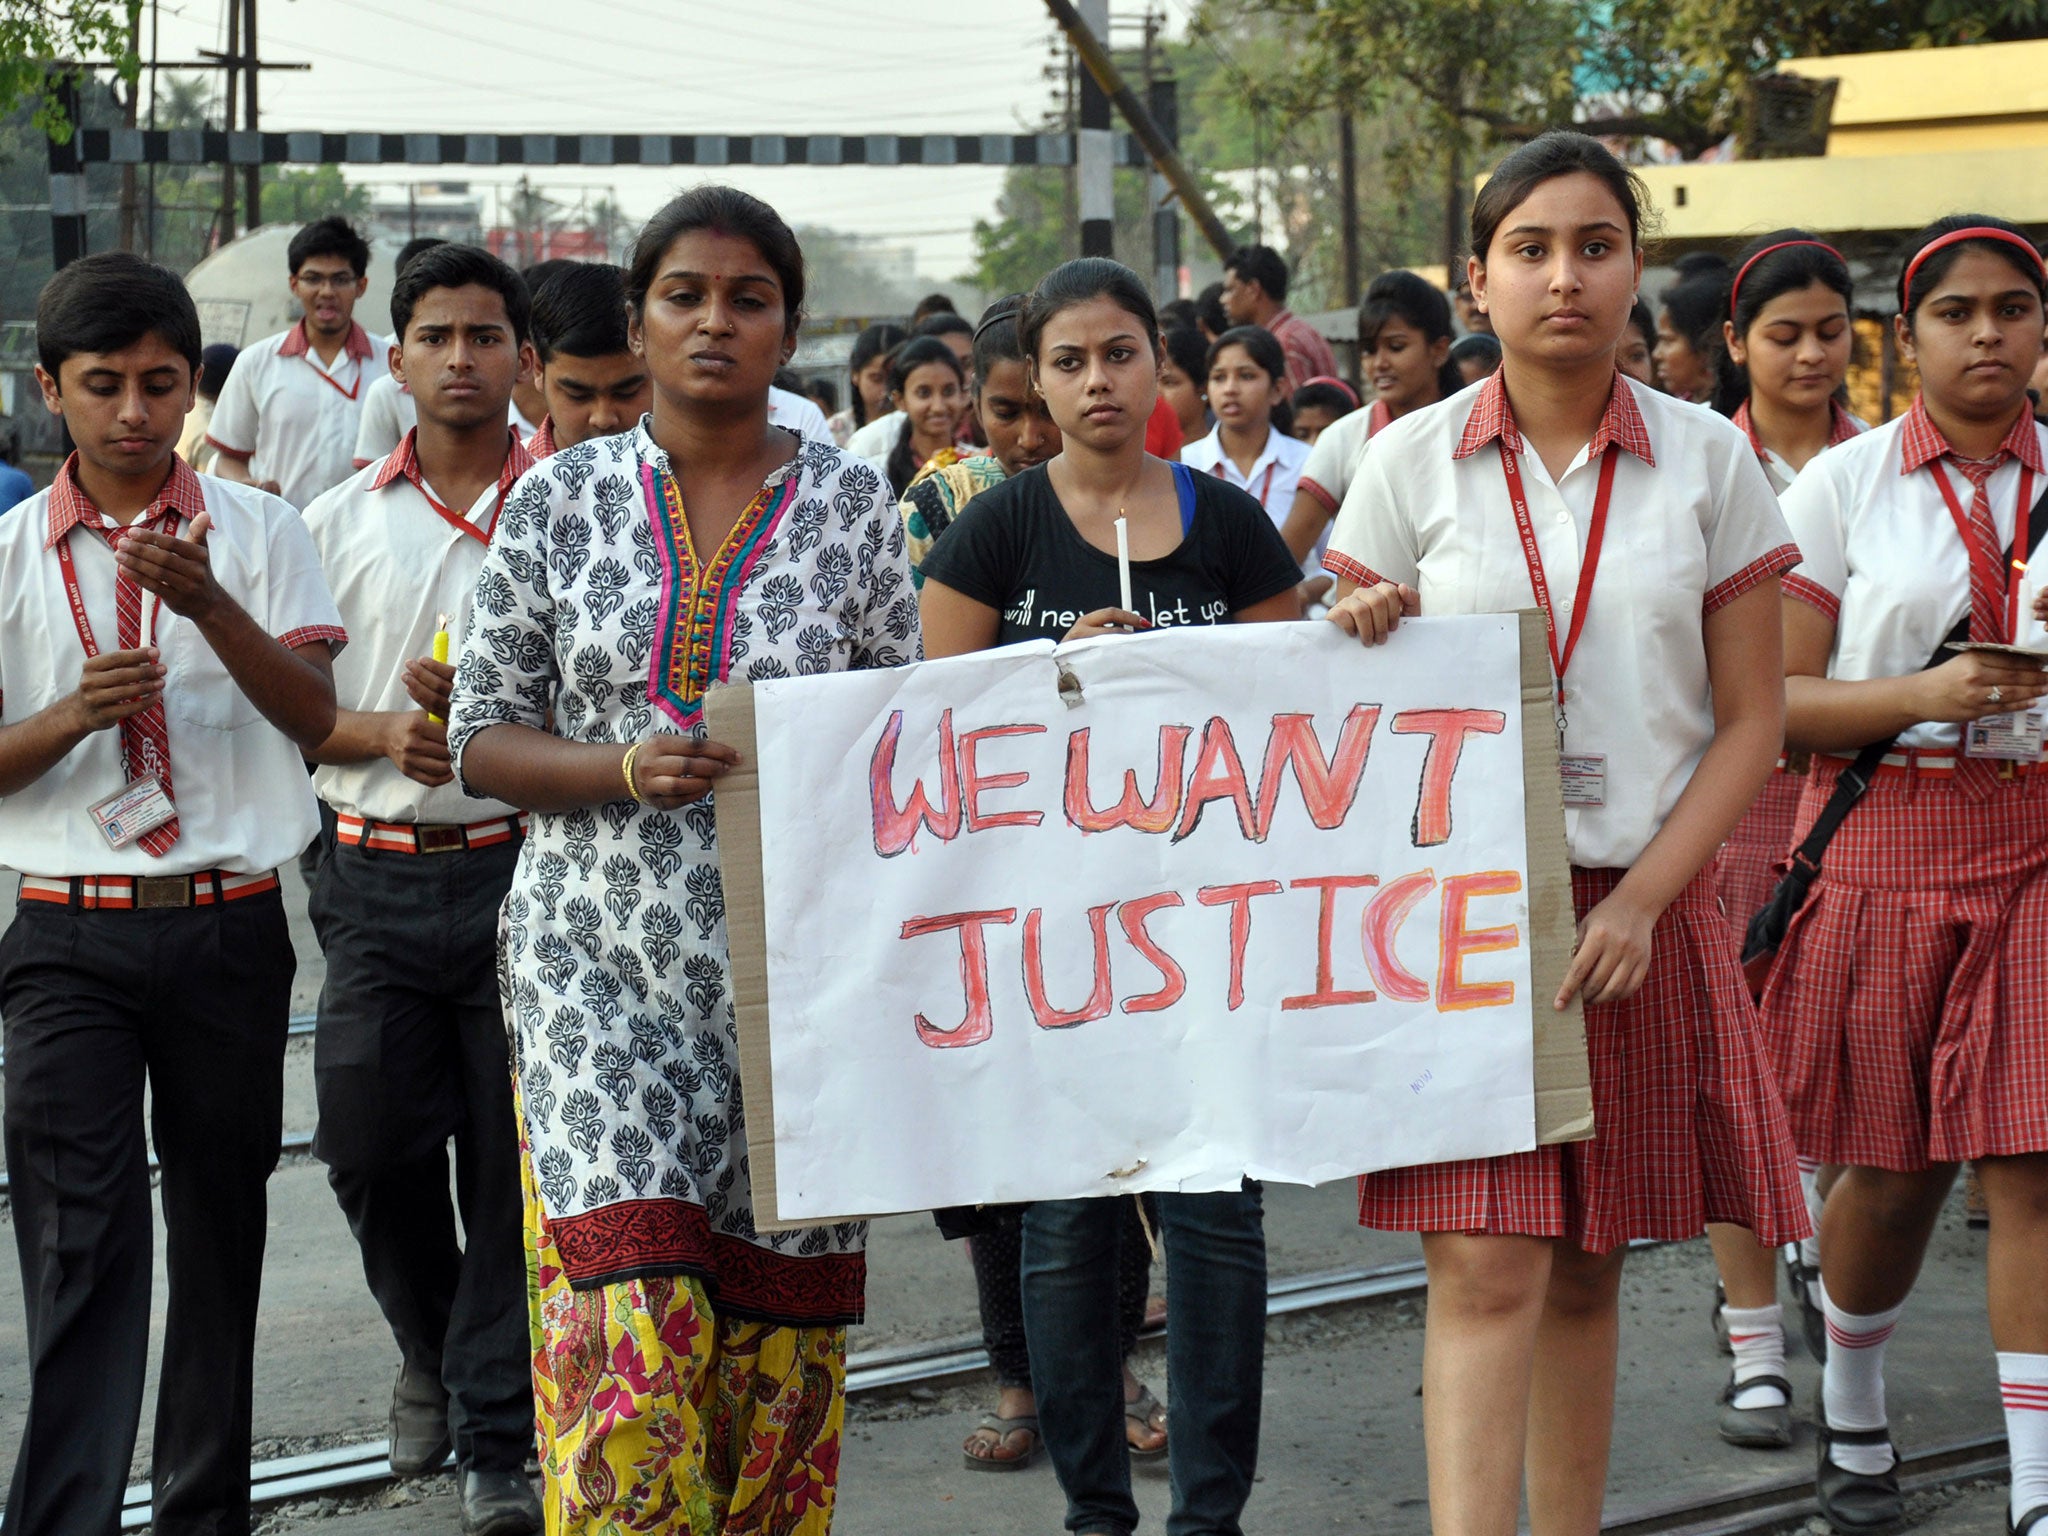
1437;871;1523;1012
870;708;963;857
1065;724;1192;834
961;724;1046;833
1391;708;1506;848
1363;870;1436;1003
1173;717;1256;843
900;909;1017;1047
1117;891;1187;1014
1196;880;1285;1010
1253;707;1381;841
1282;875;1379;1010
1022;903;1117;1029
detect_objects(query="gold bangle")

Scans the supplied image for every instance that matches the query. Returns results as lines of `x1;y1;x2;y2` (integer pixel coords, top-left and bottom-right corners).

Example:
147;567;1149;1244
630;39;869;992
621;741;645;804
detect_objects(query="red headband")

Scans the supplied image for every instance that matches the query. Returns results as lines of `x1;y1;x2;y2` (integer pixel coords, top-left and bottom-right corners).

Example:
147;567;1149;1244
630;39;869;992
1900;225;2048;309
1729;239;1845;320
1296;374;1360;409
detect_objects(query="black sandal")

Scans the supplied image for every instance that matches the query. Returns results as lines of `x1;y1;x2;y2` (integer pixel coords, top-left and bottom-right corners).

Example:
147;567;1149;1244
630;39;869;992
1816;1422;1902;1533
1783;1246;1829;1363
2014;1503;2048;1536
1717;1371;1793;1449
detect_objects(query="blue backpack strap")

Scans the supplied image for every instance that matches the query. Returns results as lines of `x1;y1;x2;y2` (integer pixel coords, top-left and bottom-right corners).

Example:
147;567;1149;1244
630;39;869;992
1171;460;1197;535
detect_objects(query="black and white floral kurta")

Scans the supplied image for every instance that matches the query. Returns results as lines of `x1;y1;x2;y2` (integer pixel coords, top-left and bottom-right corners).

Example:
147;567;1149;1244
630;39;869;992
447;420;919;1325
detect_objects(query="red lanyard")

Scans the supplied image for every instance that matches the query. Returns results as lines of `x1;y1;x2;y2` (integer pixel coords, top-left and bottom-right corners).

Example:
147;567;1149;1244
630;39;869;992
408;472;503;546
1929;458;2034;644
1499;439;1618;734
54;525;166;658
303;353;362;401
1210;458;1278;508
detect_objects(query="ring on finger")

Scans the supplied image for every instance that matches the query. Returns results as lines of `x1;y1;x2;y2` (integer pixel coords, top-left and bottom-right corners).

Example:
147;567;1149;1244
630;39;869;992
1991;684;2005;705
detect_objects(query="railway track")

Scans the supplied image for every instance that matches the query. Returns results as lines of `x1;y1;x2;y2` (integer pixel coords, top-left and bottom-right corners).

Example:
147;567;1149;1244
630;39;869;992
84;1251;2006;1534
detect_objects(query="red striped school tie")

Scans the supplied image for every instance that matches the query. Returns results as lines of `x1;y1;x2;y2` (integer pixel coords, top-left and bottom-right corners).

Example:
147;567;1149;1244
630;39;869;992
110;512;180;855
1954;457;2008;797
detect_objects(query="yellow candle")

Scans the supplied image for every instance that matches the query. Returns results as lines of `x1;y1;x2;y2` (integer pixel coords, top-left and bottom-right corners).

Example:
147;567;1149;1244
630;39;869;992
429;613;450;723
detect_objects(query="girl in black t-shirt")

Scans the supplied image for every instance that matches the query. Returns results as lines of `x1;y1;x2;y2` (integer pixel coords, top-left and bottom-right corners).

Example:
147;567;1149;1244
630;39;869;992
919;263;1300;652
919;257;1295;1536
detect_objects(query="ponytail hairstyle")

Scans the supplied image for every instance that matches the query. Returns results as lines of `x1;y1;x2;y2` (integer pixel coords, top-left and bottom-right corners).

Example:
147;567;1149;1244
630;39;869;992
884;335;966;496
1206;323;1293;438
1357;268;1461;400
1897;213;2048;326
847;321;909;428
1709;230;1853;417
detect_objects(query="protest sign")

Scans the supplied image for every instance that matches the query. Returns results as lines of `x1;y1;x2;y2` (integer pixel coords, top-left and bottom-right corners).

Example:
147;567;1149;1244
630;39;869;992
707;612;1588;1228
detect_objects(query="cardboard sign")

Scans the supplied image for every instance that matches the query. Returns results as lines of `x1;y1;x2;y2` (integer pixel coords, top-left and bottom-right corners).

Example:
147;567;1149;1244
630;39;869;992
708;612;1590;1228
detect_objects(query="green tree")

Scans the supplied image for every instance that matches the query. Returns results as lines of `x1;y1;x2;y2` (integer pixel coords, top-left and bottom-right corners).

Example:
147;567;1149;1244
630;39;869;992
0;0;137;141
260;165;370;227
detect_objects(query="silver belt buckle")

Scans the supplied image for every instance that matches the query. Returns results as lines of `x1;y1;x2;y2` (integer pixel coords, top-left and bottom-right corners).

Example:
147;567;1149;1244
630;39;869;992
134;875;193;909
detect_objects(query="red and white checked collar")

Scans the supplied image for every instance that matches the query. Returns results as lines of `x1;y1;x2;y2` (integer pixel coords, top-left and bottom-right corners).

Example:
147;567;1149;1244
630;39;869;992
525;416;557;459
278;320;376;363
44;452;206;550
1452;367;1656;467
1732;398;1862;461
370;427;535;509
1897;394;2046;476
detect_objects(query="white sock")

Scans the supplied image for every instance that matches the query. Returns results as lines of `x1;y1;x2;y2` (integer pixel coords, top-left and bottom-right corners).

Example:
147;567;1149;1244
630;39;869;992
1820;1282;1902;1474
1798;1160;1824;1271
2002;1351;2048;1524
1724;1303;1788;1409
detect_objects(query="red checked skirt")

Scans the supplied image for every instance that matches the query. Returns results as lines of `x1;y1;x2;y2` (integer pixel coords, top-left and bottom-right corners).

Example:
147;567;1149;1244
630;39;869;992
1715;769;1805;943
1357;866;1810;1254
1757;759;2048;1171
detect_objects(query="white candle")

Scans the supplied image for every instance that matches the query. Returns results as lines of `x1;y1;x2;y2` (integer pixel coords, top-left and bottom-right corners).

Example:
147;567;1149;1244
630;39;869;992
1115;512;1133;615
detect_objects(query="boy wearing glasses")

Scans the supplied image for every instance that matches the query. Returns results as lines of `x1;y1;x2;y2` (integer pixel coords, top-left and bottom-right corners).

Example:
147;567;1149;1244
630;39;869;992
208;217;392;509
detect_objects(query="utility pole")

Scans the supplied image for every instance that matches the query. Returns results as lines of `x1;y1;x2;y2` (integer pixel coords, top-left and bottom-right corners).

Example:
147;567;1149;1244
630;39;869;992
218;0;240;242
46;72;88;270
1149;73;1180;301
118;9;141;250
1076;0;1114;259
1337;109;1360;306
242;0;261;229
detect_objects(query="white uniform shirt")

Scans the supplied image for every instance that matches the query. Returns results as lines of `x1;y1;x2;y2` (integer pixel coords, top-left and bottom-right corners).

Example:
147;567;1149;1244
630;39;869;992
1297;399;1391;516
207;321;394;510
1779;398;2048;754
848;408;906;465
1181;422;1313;569
769;385;831;440
0;458;345;876
1328;371;1797;869
302;430;531;825
352;370;414;469
1733;399;1866;497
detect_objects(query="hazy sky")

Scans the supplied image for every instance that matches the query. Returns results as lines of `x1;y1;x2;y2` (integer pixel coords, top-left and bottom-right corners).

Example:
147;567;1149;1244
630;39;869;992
142;0;1174;279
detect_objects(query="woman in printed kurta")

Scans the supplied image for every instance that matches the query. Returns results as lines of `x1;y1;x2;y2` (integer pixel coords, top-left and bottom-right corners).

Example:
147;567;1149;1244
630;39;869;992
448;186;919;1534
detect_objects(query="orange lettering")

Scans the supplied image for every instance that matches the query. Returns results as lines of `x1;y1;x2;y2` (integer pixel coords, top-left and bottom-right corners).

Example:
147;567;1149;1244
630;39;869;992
1064;724;1191;834
1022;903;1117;1029
961;724;1046;832
1253;706;1381;841
1436;871;1523;1012
1173;717;1256;843
900;908;1017;1047
870;708;962;857
1117;891;1187;1013
1390;708;1506;848
1362;870;1436;1003
1196;879;1285;1010
1282;874;1379;1010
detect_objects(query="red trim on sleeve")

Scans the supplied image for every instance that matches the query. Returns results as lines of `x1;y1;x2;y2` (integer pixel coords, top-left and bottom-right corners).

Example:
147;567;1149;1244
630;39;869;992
1297;476;1338;515
1323;550;1385;589
1780;572;1841;624
279;624;348;652
204;434;253;461
1704;543;1802;615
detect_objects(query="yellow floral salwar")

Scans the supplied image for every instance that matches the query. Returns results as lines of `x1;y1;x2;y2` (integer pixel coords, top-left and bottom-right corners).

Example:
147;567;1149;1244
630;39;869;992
522;1147;847;1535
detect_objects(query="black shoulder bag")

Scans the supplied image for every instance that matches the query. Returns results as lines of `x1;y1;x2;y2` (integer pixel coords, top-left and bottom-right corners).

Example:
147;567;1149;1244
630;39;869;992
1740;477;2048;997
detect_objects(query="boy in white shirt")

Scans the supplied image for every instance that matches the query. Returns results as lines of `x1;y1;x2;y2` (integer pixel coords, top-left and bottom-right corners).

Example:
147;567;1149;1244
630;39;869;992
0;252;342;1536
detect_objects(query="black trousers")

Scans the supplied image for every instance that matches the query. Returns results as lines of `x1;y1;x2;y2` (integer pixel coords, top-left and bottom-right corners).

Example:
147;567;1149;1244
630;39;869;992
308;836;528;1472
0;891;294;1536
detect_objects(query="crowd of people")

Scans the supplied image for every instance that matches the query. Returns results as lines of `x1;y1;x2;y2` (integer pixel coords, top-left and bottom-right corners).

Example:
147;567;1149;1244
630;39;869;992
0;128;2045;1536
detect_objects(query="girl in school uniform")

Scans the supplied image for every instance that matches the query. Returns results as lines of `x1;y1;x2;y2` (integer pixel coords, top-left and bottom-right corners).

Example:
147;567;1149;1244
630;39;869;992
1180;325;1311;547
1702;230;1865;1450
1761;215;2048;1536
1324;131;1810;1536
1281;269;1462;570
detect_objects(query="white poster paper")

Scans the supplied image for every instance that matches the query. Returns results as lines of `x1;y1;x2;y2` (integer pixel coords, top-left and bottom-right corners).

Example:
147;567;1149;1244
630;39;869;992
748;616;1541;1221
